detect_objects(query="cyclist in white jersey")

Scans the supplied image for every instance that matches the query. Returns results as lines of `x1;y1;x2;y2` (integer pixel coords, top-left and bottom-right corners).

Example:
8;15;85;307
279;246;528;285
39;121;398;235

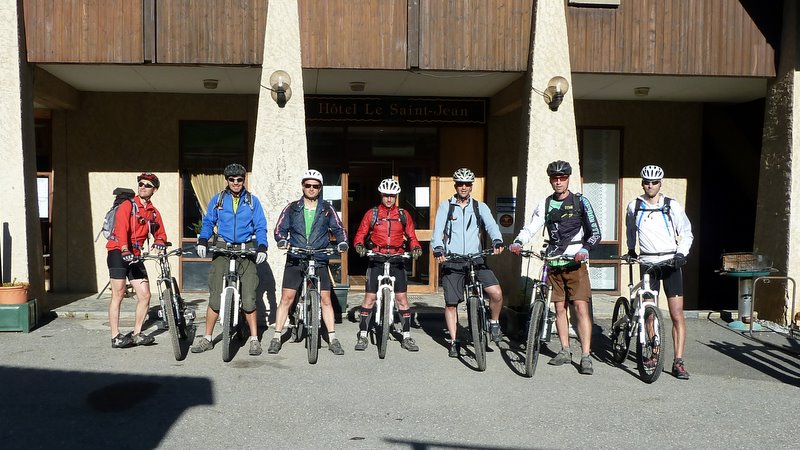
625;164;694;379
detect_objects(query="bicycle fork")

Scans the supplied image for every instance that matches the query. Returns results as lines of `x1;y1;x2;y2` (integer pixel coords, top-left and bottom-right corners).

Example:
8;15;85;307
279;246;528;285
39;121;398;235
219;258;241;328
375;262;396;328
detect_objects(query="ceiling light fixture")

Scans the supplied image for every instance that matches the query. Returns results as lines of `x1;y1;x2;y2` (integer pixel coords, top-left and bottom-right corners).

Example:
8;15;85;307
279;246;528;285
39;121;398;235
203;79;219;89
350;81;366;92
634;86;650;97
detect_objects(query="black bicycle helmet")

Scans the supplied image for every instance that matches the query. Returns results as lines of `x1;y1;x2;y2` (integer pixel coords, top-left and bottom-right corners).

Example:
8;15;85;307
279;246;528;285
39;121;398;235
224;163;246;178
546;160;572;177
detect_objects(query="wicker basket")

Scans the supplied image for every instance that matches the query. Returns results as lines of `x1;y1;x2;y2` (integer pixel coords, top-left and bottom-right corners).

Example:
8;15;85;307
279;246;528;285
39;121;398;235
721;252;773;272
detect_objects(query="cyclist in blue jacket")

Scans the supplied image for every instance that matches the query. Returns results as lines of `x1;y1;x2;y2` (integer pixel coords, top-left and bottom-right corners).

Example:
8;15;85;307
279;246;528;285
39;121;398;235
268;169;349;355
431;168;505;358
191;163;269;356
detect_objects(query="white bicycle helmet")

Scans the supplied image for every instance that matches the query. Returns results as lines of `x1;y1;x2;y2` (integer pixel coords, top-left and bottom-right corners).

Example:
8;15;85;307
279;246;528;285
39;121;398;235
378;178;401;194
301;169;324;185
453;168;476;183
640;164;664;180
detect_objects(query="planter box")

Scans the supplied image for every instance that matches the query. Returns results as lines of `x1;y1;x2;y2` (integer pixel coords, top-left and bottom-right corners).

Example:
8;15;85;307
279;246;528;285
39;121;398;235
0;298;38;333
331;285;350;316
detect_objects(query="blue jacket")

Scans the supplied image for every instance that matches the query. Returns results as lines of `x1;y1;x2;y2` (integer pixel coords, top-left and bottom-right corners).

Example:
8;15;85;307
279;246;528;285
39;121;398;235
431;196;502;255
274;198;347;261
198;189;268;248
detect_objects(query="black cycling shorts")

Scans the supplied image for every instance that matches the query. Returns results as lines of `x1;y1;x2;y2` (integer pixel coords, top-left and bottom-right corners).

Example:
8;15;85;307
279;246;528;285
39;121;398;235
107;250;148;281
440;260;499;306
641;264;684;298
365;260;408;294
282;258;333;292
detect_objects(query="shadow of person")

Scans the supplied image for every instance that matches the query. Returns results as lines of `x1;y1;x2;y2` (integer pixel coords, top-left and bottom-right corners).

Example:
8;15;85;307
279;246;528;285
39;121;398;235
256;261;277;330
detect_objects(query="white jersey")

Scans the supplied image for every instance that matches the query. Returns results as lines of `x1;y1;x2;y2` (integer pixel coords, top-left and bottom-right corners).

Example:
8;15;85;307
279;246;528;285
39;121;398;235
625;194;693;264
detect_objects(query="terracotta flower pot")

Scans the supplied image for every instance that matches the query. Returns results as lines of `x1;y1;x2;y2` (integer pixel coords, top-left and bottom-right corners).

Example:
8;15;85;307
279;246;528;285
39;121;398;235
0;286;29;304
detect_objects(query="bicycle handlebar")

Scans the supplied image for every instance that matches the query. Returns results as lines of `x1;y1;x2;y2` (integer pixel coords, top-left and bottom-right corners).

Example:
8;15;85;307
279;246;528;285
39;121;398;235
135;247;184;261
366;251;410;262
443;248;496;263
283;245;337;258
208;246;257;258
614;255;676;268
517;249;574;262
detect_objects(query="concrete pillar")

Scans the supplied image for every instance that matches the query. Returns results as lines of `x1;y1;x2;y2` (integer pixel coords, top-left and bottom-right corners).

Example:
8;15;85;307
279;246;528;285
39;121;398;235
510;0;580;307
753;1;800;323
0;2;44;304
251;0;308;308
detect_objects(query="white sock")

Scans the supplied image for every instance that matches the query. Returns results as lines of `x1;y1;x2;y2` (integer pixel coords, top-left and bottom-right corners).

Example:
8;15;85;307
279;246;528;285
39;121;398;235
359;330;368;337
328;332;337;341
204;335;212;341
403;331;411;339
250;336;258;342
489;319;499;324
273;331;281;340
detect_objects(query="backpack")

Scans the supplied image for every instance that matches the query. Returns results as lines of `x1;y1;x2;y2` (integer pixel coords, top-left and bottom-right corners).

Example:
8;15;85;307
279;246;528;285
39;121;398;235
95;188;137;242
634;196;674;234
214;189;254;211
543;192;583;237
445;198;484;241
365;206;408;249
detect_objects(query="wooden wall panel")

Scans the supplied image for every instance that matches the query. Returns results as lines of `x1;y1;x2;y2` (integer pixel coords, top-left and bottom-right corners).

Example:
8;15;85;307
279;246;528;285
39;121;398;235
156;0;267;64
24;0;144;63
566;0;776;76
418;0;533;71
299;0;407;69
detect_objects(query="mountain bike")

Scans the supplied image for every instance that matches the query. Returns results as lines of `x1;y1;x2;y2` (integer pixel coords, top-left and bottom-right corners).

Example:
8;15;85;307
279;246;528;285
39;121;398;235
444;248;497;372
209;245;256;363
610;256;673;383
517;250;574;378
285;245;337;364
136;243;195;361
365;251;411;359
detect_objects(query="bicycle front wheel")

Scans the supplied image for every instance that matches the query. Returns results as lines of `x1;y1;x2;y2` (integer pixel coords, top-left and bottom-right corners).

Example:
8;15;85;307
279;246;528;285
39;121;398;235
162;287;184;361
610;297;632;364
524;299;546;378
307;289;320;364
378;287;392;359
469;296;487;371
222;290;235;363
291;296;306;343
636;304;665;383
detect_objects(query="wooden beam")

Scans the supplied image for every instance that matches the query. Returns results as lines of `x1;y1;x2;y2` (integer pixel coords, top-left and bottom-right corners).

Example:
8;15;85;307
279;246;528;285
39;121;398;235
33;66;79;110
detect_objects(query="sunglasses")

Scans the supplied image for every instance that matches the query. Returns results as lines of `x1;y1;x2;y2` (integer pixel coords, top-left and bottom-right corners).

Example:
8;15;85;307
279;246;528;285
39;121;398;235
303;183;321;189
455;182;473;187
138;182;154;188
642;180;661;186
227;177;245;183
549;175;569;182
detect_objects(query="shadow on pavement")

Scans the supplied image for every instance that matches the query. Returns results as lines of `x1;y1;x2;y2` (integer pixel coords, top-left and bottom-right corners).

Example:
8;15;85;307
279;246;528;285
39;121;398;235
703;339;800;387
383;438;529;449
0;366;214;448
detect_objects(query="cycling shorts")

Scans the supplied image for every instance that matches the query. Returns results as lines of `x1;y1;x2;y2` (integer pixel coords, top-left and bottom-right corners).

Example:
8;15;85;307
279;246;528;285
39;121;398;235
282;258;333;292
549;263;591;303
107;250;148;281
641;264;684;298
208;254;259;313
440;261;499;306
366;260;408;294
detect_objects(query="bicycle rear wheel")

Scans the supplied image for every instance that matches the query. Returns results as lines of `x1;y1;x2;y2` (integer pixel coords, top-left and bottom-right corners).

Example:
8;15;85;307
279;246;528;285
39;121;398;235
469;296;487;371
636;304;665;383
307;289;320;364
162;287;184;361
378;287;392;359
524;299;546;378
222;290;235;363
610;297;632;364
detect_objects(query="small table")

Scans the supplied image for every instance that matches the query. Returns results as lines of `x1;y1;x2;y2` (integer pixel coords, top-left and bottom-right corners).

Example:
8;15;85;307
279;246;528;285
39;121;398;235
719;270;772;331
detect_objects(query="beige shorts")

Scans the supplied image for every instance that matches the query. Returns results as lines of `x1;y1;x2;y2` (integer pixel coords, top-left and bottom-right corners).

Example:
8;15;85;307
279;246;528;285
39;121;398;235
549;263;591;302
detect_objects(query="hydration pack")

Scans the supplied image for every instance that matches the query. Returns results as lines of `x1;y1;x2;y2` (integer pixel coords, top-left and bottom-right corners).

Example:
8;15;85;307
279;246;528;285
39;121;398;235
95;188;137;242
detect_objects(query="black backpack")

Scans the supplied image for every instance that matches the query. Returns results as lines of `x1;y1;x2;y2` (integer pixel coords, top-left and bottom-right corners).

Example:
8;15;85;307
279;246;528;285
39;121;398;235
445;198;484;241
365;206;408;249
634;196;674;233
95;188;137;242
214;189;254;211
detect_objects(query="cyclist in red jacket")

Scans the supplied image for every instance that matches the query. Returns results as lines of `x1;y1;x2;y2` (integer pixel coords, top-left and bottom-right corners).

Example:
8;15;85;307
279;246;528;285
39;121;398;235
105;172;167;349
352;179;423;352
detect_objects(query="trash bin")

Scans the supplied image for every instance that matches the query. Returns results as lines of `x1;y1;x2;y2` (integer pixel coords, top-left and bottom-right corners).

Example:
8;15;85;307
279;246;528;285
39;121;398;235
331;284;350;317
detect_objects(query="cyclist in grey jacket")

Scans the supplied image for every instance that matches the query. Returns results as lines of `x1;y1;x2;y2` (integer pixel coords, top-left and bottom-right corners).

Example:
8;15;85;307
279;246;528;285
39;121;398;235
432;168;505;358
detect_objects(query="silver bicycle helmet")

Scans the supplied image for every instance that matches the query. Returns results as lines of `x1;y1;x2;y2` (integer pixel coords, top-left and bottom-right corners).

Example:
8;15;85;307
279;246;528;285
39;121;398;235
378;178;401;194
546;160;572;177
640;164;664;180
301;169;324;185
453;168;476;183
224;163;246;178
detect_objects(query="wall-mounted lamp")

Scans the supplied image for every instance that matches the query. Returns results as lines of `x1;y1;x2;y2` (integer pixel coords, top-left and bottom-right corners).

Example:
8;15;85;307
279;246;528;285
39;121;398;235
264;70;292;108
533;76;570;111
203;78;219;90
634;86;650;97
350;81;366;92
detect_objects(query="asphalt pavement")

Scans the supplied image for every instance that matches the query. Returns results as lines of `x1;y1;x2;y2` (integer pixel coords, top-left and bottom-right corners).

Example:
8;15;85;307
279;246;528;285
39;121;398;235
1;292;799;449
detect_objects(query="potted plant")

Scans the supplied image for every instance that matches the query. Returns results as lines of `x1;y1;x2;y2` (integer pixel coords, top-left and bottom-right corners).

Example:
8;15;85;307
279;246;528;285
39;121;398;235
0;279;30;305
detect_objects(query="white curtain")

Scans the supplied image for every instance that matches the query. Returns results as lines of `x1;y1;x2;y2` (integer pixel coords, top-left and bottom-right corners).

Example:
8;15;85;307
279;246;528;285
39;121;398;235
191;173;226;216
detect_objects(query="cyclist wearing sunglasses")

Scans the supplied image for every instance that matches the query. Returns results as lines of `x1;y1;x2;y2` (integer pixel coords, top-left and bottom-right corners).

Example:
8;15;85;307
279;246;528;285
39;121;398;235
270;169;349;356
105;172;167;349
625;164;694;379
431;167;506;357
509;160;602;375
192;163;269;356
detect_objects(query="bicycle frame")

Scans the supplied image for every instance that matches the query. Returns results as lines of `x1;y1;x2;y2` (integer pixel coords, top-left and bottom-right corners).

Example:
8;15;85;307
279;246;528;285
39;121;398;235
285;246;336;332
210;245;255;329
368;252;410;328
623;261;661;348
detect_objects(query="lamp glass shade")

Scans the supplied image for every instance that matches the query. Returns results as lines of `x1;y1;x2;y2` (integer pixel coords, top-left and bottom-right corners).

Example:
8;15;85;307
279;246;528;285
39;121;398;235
269;70;291;89
547;76;569;95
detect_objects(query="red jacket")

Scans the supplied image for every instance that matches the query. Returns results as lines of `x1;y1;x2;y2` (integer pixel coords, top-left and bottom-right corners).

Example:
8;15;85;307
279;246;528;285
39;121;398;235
353;204;421;255
105;196;167;255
